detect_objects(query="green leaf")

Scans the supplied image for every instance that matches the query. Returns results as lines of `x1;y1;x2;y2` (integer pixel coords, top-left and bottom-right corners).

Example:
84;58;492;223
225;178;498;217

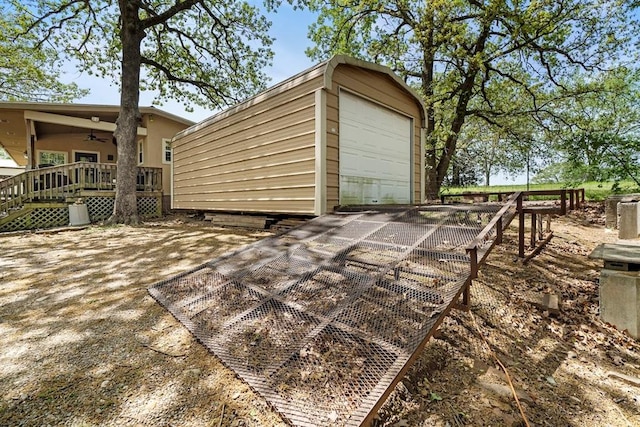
430;392;443;401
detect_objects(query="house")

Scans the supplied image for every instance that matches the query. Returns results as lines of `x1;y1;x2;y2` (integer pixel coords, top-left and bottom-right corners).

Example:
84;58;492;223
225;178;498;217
0;102;194;208
171;55;427;216
0;157;23;180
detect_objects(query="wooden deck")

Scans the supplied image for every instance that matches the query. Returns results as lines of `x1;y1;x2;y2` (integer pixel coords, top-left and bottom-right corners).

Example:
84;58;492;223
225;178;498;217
0;162;162;231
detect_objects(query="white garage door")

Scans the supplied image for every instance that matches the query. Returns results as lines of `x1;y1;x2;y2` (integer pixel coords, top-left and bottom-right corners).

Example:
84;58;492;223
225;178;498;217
339;91;412;205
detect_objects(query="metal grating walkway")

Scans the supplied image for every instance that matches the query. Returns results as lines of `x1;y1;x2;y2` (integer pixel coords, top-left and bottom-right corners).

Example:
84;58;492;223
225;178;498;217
149;204;514;426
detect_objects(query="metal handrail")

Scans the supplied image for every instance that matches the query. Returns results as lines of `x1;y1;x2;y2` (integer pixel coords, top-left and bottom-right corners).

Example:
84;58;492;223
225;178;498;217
465;191;522;280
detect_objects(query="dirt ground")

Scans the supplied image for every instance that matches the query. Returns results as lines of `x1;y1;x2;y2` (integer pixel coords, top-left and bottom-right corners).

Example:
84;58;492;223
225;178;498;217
1;205;640;426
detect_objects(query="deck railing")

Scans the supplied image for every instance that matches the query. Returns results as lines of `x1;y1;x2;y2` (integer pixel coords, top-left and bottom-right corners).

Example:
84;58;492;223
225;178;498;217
0;162;162;216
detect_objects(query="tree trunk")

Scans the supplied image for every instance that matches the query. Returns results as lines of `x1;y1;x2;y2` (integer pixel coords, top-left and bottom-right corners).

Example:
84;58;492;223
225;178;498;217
427;21;492;199
422;19;438;201
428;75;476;197
108;1;144;225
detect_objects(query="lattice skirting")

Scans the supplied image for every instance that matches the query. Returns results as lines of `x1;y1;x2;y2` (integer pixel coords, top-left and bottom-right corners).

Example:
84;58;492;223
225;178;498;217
1;195;160;233
86;196;160;221
137;196;160;218
86;196;114;221
0;207;69;232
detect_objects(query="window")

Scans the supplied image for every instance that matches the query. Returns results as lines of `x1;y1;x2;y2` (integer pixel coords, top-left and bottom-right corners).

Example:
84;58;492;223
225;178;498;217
37;150;67;167
162;138;172;164
73;150;99;163
138;140;144;165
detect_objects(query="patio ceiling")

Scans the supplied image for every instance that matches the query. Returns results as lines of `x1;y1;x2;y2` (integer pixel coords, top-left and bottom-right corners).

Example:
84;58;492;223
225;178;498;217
0;107;145;166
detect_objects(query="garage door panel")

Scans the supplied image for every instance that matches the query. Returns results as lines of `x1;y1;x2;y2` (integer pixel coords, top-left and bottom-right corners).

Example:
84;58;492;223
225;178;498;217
340;148;406;180
339;91;411;205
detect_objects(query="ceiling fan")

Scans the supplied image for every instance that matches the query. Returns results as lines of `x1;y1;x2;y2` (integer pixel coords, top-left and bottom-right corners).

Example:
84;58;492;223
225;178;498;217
86;129;109;142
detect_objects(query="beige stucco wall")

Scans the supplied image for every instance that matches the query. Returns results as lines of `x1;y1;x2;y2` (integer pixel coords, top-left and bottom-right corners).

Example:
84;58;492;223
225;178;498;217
172;75;324;214
34;131;117;166
325;64;424;210
141;113;191;198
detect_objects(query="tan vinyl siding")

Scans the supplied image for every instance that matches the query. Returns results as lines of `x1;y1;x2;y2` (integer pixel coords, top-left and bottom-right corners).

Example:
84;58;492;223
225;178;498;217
172;56;425;215
173;77;323;214
325;65;424;209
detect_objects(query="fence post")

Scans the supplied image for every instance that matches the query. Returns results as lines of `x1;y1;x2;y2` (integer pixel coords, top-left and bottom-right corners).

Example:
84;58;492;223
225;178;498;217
530;212;537;248
569;190;575;211
518;193;525;258
560;190;566;215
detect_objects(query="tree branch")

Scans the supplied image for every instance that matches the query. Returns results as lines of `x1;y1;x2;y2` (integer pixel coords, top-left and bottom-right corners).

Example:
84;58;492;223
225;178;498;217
141;0;201;29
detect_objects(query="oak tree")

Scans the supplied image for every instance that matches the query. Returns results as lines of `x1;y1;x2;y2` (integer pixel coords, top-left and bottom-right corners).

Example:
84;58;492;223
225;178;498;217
12;0;274;223
0;5;87;102
276;0;638;198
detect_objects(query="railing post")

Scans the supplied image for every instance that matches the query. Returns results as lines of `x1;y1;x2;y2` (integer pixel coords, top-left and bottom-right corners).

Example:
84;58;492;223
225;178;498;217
560;190;566;215
569;190;575;211
79;163;85;189
461;247;479;308
24;173;31;205
530;212;537;248
469;247;478;279
496;217;503;244
518;193;525;258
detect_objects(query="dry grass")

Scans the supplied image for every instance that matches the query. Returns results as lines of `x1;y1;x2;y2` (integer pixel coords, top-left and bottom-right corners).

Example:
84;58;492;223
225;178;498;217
376;204;640;426
3;206;640;427
0;216;285;426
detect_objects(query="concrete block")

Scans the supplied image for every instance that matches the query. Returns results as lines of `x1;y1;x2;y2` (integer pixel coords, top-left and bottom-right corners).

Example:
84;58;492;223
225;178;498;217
600;269;640;338
606;194;640;230
527;292;561;315
606;196;624;229
619;202;640;239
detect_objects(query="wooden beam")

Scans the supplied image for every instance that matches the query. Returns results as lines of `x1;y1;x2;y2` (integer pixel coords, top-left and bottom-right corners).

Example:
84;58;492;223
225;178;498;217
24;110;147;136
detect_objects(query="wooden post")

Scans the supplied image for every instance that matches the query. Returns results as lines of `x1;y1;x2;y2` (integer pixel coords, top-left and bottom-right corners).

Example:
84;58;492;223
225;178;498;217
560;190;567;215
538;214;544;240
546;214;551;233
496;217;503;244
518;194;525;258
569;190;575;211
462;248;478;308
531;212;537;248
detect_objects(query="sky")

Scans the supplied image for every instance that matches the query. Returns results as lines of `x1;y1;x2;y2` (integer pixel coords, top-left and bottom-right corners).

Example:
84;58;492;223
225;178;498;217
57;3;526;185
61;4;317;124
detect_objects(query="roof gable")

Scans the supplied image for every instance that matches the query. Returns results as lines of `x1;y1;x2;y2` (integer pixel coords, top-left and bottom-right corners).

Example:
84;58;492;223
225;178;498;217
174;55;426;140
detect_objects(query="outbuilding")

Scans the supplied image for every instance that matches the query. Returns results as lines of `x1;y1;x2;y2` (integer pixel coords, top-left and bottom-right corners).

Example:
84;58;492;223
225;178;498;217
171;55;426;215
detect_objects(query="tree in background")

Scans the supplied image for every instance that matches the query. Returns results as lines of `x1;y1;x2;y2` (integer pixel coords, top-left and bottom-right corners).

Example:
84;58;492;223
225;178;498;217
0;6;87;102
11;0;273;224
537;67;640;188
273;0;638;197
451;121;511;187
